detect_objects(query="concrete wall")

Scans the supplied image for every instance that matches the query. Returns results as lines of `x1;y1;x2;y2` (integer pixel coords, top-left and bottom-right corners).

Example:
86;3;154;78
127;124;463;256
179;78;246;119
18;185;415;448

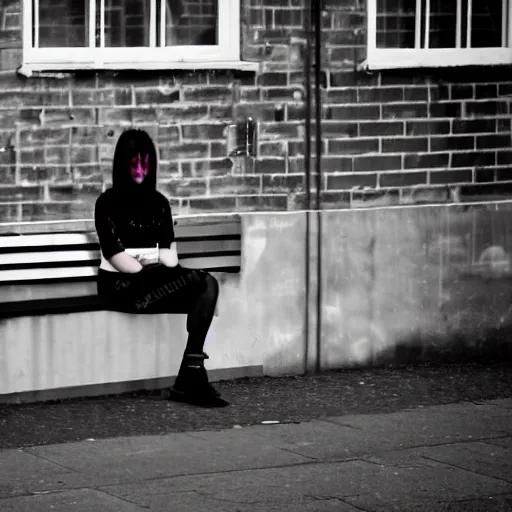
319;203;512;368
1;203;512;400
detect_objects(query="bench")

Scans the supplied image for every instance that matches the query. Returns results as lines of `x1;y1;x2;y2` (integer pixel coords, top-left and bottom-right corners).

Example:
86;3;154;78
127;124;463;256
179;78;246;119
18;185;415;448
0;214;259;403
0;216;242;319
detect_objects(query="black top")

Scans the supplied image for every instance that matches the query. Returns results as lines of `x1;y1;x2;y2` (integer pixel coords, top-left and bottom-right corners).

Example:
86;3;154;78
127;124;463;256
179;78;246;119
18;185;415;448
94;188;175;260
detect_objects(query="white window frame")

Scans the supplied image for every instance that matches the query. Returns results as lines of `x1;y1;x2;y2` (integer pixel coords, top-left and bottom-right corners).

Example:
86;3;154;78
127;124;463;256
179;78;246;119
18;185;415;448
20;0;257;76
364;0;512;70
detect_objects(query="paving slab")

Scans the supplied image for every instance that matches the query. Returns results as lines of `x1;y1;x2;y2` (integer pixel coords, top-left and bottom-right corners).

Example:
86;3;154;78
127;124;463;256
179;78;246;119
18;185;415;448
420;441;512;483
24;430;310;487
325;402;511;447
332;401;512;435
361;441;512;481
0;488;146;512
186;420;356;461
340;454;511;511
244;402;511;461
88;490;360;512
101;455;511;512
2;398;511;511
353;445;512;509
361;495;512;512
0;449;75;499
235;419;372;460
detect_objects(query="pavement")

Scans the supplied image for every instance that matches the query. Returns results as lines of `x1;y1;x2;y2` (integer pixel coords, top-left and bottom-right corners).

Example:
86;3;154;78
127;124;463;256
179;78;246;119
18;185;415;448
1;363;512;511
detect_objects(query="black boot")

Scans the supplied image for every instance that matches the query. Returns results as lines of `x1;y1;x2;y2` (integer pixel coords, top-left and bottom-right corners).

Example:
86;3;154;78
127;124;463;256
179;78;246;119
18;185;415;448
168;353;229;408
198;352;221;397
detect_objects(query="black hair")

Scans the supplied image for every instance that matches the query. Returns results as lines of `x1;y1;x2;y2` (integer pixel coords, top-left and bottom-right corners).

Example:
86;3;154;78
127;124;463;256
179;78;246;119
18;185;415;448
111;129;158;198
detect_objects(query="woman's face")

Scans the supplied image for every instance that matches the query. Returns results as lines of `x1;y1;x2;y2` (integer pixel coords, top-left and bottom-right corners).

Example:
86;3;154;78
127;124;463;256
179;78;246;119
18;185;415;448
130;153;150;184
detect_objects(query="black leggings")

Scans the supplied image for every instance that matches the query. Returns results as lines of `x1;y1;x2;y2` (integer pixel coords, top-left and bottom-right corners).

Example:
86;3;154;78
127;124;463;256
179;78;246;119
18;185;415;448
184;272;219;354
97;265;219;355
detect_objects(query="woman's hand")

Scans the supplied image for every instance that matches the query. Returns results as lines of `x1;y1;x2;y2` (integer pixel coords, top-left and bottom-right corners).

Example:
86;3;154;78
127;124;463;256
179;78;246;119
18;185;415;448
138;256;159;267
158;243;179;268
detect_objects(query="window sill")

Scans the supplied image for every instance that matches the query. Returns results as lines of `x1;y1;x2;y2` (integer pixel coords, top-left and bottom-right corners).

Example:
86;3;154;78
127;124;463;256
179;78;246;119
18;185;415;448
361;48;512;71
17;60;260;77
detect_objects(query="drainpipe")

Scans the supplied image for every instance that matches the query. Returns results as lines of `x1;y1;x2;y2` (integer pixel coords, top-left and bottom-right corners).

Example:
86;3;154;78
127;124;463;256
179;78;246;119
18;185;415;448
303;0;323;375
303;0;312;375
314;0;323;374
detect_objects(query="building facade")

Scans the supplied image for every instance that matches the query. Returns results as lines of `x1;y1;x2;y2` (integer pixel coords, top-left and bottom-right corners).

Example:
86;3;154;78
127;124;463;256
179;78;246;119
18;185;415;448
0;0;510;222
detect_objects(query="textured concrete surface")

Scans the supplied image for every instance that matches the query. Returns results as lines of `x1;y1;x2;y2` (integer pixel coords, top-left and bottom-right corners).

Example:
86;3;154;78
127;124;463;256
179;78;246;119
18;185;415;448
4;205;512;402
320;204;512;369
1;362;511;450
1;398;511;511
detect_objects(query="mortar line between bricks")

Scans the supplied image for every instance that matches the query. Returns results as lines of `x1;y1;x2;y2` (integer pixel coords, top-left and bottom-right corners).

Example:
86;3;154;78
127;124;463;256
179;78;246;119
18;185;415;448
420;454;512;485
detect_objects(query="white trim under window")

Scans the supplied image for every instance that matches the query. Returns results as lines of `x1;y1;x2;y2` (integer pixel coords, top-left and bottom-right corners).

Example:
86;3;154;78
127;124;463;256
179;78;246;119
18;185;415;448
364;0;512;69
20;0;257;76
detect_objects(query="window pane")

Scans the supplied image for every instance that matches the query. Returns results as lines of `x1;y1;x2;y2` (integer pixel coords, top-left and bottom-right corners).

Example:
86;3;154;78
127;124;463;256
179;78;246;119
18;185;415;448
165;0;218;46
376;0;416;48
429;0;457;48
471;0;503;47
104;0;150;47
36;0;88;47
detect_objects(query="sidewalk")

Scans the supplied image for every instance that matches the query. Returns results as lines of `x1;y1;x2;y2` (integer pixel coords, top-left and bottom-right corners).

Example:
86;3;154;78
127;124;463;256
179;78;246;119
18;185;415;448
1;397;511;511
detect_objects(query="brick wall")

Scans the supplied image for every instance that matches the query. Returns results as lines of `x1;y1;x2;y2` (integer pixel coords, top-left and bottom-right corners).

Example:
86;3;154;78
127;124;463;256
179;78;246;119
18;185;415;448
0;0;510;222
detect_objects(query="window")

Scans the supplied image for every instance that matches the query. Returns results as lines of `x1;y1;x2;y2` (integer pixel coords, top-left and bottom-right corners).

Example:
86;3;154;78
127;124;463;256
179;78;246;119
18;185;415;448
20;0;255;74
365;0;512;69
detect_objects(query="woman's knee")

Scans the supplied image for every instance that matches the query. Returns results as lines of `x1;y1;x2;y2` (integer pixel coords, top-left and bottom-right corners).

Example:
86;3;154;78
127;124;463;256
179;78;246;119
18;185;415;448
203;273;219;301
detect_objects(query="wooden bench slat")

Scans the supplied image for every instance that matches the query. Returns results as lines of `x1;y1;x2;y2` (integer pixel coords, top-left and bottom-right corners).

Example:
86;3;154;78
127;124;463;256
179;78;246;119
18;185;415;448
0;233;95;249
0;243;99;255
0;255;241;284
0;260;101;272
0;240;241;268
0;250;101;266
0;295;191;319
0;234;240;253
0;266;99;283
